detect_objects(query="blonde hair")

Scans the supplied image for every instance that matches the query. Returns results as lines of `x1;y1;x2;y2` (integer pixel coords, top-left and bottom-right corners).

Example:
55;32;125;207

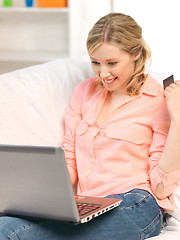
87;13;151;96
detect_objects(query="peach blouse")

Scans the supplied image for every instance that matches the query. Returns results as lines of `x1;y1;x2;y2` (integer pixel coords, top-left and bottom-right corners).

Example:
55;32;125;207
63;75;180;211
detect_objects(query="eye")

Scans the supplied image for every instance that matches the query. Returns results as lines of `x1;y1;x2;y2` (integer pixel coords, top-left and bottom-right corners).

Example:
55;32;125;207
92;61;100;65
108;62;117;66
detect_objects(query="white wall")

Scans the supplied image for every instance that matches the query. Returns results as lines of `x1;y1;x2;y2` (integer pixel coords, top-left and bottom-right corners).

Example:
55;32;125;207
113;0;180;79
69;0;112;60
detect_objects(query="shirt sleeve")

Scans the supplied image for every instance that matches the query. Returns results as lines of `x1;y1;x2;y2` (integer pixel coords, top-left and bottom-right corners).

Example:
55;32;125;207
148;96;180;199
62;82;84;186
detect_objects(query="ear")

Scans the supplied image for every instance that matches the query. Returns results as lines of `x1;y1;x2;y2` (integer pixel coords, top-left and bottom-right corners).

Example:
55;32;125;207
133;52;141;61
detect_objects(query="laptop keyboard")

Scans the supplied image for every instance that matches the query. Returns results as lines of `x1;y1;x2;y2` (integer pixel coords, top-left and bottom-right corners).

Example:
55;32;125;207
77;202;101;216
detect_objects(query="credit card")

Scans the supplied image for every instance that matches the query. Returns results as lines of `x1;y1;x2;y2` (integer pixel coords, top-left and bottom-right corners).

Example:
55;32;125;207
163;75;174;90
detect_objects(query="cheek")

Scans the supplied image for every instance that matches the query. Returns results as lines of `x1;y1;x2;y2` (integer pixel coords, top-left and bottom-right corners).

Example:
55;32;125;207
114;65;133;80
114;66;123;77
116;62;134;76
91;65;99;75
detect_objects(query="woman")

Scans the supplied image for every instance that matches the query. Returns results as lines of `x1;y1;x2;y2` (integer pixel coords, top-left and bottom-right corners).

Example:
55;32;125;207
0;12;180;240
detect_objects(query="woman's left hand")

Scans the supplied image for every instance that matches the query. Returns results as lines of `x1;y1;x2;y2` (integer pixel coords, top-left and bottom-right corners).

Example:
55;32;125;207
164;80;180;123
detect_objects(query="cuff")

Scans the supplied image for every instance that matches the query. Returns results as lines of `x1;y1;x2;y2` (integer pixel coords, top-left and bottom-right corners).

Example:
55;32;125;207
151;165;180;198
156;165;180;188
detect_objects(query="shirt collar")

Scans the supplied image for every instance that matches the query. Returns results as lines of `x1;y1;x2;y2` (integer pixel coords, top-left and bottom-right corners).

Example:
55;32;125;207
140;74;160;97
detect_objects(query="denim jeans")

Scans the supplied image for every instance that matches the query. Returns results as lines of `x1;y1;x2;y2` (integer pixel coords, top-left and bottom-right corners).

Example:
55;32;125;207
0;189;163;240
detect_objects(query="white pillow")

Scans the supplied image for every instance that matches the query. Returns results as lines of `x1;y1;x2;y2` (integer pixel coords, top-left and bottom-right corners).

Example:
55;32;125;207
0;59;93;147
170;188;180;221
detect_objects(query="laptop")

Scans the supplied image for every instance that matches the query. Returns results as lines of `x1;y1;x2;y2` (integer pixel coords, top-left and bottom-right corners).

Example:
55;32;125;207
0;145;121;224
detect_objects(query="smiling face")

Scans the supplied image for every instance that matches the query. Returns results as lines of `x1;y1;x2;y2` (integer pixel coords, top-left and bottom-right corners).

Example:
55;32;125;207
90;43;139;94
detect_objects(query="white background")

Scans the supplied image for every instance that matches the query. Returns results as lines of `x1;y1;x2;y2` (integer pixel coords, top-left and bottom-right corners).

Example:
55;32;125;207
113;0;180;79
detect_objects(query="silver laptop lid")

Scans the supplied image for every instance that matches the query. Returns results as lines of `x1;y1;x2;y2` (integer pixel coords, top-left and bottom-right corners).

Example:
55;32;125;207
0;145;80;222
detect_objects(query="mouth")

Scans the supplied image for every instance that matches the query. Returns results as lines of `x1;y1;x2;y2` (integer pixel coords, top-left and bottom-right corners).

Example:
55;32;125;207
103;77;118;85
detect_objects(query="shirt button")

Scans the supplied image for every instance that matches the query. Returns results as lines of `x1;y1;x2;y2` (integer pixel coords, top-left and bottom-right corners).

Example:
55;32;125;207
162;178;166;185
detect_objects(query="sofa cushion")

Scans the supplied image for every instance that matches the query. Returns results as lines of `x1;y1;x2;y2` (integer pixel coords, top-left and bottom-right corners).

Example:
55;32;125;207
0;59;93;147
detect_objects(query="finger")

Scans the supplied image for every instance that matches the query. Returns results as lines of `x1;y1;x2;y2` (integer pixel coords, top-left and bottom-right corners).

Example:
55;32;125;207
174;80;180;86
164;87;170;95
165;84;175;91
166;82;180;90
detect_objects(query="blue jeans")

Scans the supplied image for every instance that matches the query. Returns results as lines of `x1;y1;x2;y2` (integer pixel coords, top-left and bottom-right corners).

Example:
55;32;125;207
0;189;163;240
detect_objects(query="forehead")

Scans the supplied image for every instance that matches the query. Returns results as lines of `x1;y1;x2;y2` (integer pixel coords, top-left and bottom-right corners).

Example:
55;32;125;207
90;43;129;60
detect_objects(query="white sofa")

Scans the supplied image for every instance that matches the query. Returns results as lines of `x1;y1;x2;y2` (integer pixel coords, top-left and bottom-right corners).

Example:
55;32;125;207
0;59;180;239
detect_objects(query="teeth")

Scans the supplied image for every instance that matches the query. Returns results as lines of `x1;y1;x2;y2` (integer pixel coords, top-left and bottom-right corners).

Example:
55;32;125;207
104;77;116;83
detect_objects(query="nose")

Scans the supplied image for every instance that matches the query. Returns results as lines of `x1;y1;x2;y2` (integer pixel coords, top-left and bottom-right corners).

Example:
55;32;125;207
99;66;111;79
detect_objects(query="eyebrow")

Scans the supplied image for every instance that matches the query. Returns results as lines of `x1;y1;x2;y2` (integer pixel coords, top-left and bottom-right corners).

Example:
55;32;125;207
106;59;119;61
90;57;120;61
